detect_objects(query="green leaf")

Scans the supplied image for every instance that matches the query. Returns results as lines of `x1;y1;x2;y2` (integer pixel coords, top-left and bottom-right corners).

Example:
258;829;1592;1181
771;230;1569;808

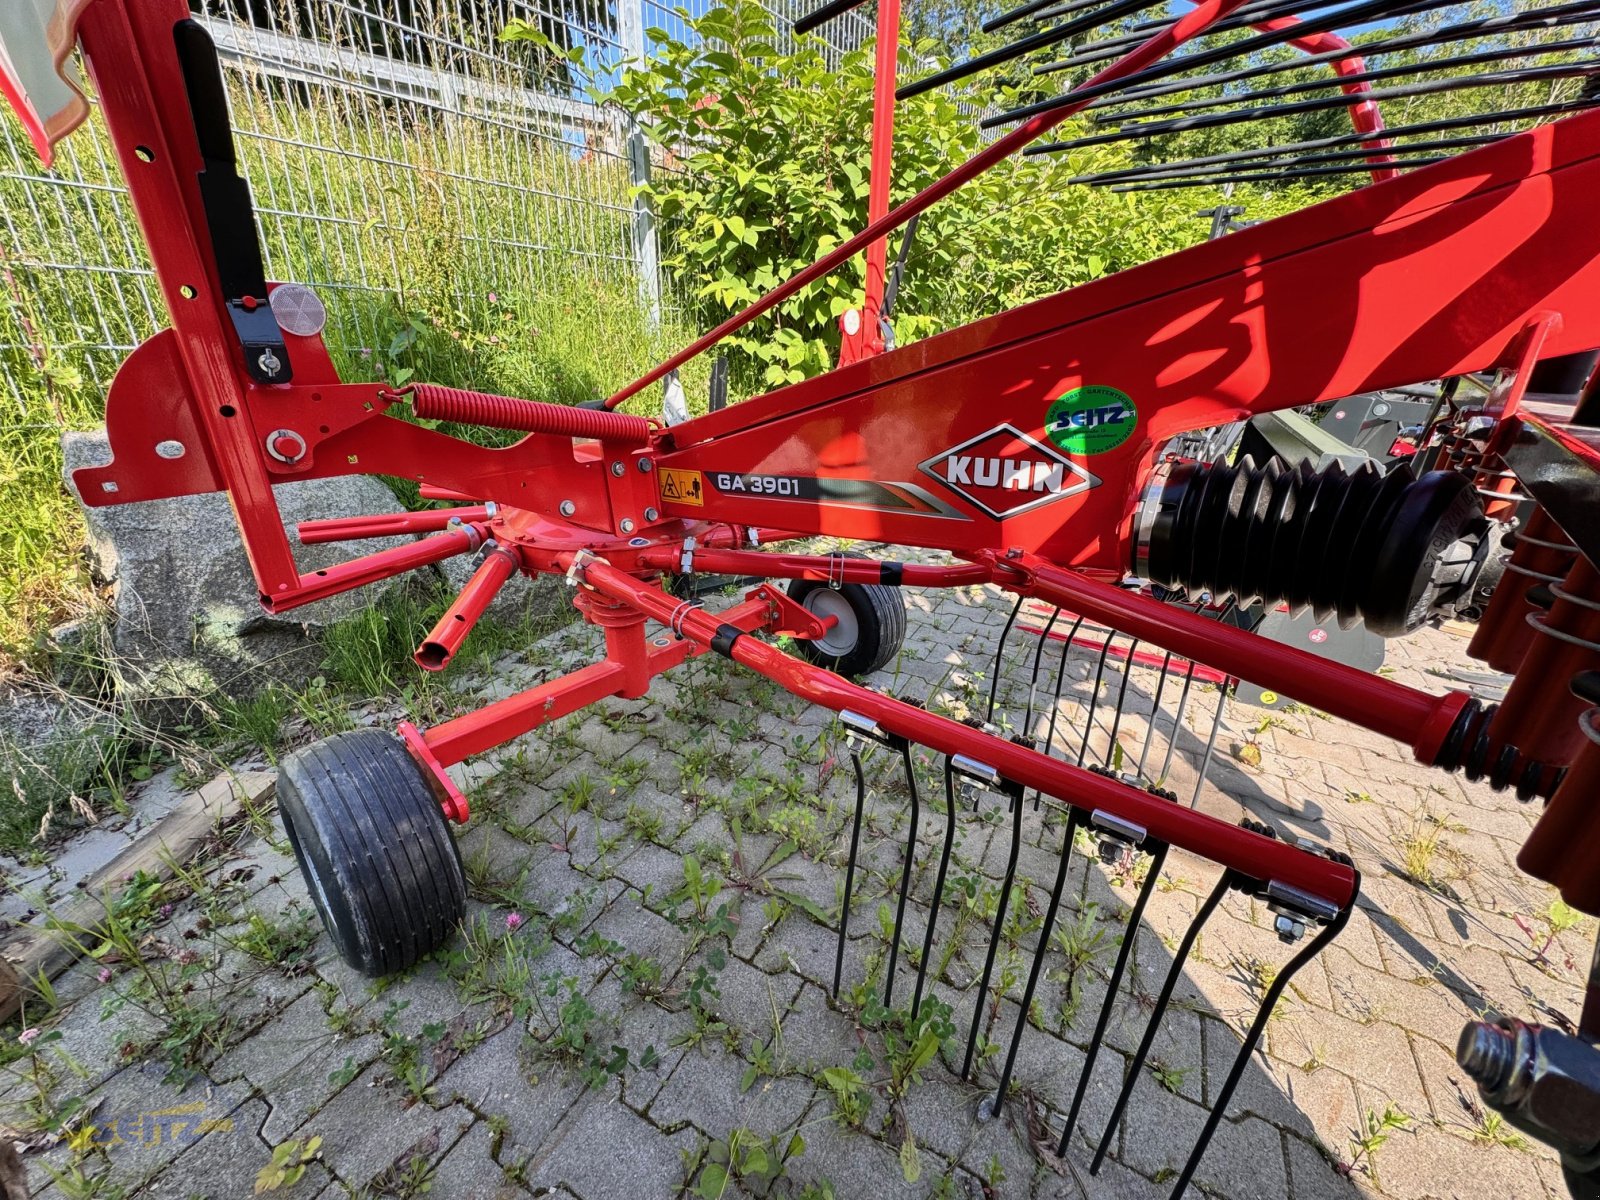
694;1163;728;1200
899;1130;921;1183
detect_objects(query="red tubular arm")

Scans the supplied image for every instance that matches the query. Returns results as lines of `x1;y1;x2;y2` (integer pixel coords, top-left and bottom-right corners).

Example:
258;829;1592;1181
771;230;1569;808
636;545;994;587
415;546;519;671
296;506;490;544
262;524;485;613
603;0;1253;409
1008;555;1467;758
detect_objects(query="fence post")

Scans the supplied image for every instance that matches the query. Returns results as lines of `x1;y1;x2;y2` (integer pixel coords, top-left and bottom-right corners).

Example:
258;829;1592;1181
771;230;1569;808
619;0;661;328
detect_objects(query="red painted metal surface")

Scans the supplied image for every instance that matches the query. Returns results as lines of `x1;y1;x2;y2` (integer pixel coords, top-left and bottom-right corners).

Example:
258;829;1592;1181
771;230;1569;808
416;546;521;671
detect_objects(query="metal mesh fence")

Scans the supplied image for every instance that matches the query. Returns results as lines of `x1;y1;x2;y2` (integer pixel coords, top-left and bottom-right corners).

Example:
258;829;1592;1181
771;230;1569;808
0;0;866;420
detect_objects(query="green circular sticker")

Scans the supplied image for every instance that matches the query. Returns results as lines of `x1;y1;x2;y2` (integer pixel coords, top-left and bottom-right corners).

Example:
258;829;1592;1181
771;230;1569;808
1046;386;1137;456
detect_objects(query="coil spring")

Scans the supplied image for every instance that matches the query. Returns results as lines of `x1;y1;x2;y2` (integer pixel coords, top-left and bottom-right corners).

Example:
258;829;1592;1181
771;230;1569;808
1135;455;1485;637
1433;697;1564;801
406;383;653;444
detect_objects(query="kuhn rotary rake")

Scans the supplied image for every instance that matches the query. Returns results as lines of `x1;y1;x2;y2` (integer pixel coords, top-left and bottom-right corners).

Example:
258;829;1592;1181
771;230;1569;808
10;0;1600;1193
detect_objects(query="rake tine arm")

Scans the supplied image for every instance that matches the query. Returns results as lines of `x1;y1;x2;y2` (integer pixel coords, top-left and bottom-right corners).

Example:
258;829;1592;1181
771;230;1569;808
262;522;488;613
296;505;491;544
1023;606;1063;733
415;544;519;671
915;758;963;1018
1164;874;1359;1198
961;771;1028;1077
1058;838;1169;1152
988;595;1028;723
1089;870;1235;1171
572;557;1359;906
884;736;922;1007
987;806;1089;1116
639;546;993;588
833;741;871;997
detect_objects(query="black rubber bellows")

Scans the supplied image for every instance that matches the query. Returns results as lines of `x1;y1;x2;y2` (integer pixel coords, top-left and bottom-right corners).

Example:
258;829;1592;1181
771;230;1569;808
1139;455;1485;637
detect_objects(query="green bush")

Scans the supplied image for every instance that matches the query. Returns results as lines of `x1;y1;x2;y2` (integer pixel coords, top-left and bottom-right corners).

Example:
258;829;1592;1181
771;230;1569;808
594;0;1214;392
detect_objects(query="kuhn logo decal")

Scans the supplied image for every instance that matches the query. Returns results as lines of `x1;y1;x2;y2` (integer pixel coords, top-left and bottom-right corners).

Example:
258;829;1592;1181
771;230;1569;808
918;424;1097;520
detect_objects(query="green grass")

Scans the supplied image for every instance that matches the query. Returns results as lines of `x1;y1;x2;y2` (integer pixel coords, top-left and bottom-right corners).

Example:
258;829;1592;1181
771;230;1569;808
0;74;707;670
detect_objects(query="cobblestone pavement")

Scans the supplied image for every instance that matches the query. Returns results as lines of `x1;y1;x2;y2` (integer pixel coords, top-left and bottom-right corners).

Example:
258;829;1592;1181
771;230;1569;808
5;554;1592;1200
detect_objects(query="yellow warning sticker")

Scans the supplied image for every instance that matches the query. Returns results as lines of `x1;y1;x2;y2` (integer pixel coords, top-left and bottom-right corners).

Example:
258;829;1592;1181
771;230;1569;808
658;468;705;507
1259;691;1278;705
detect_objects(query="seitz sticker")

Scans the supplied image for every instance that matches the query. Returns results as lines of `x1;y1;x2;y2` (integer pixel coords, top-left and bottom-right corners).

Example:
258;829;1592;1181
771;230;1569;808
917;423;1097;520
1045;385;1138;456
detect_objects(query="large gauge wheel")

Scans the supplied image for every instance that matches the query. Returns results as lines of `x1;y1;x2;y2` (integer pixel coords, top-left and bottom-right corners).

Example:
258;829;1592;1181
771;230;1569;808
786;552;908;679
277;729;467;977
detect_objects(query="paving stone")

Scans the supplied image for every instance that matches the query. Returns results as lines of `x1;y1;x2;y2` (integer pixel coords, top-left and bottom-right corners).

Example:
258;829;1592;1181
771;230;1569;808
784;1117;955;1200
1117;1084;1289;1200
139;1097;330;1198
649;1045;816;1139
435;1026;586;1164
423;1117;529;1198
289;1062;472;1192
524;1093;696;1198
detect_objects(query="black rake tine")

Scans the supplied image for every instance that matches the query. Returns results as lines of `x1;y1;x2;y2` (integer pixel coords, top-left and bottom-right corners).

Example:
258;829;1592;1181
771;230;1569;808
1100;36;1600;126
1109;160;1450;191
1099;2;1600;106
913;757;962;1018
984;0;1103;35
1024;606;1063;735
1076;633;1115;767
1058;839;1169;1153
988;807;1088;1116
1135;650;1174;781
1189;684;1229;808
1034;27;1150;75
1165;879;1359;1199
792;0;868;35
897;0;1167;101
985;0;1514;129
962;777;1026;1078
1024;61;1600;151
833;743;869;998
1103;637;1140;770
1031;97;1590;158
987;594;1026;724
1074;134;1501;186
1090;870;1236;1173
883;739;921;1008
1156;660;1199;784
1036;613;1087;810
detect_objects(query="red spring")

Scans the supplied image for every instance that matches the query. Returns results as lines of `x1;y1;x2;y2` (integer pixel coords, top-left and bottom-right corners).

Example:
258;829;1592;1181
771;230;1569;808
1489;555;1600;767
1469;509;1578;673
405;383;653;445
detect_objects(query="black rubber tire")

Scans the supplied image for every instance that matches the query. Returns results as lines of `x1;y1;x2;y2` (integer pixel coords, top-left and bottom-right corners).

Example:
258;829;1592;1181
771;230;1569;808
277;729;467;977
786;552;907;678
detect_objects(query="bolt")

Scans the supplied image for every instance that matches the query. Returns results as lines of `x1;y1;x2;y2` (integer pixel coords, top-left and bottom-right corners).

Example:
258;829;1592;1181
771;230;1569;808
637;458;653;472
611;461;626;477
644;507;659;522
1273;914;1306;944
559;500;576;517
1457;1021;1519;1093
620;518;636;533
1096;838;1125;867
257;348;282;378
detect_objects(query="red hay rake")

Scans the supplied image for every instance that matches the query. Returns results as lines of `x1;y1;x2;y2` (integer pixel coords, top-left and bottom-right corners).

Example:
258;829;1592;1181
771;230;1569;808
9;0;1600;1193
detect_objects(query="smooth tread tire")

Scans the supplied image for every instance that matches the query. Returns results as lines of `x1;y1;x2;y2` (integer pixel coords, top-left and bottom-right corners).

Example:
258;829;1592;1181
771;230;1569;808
786;552;908;678
277;729;467;977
